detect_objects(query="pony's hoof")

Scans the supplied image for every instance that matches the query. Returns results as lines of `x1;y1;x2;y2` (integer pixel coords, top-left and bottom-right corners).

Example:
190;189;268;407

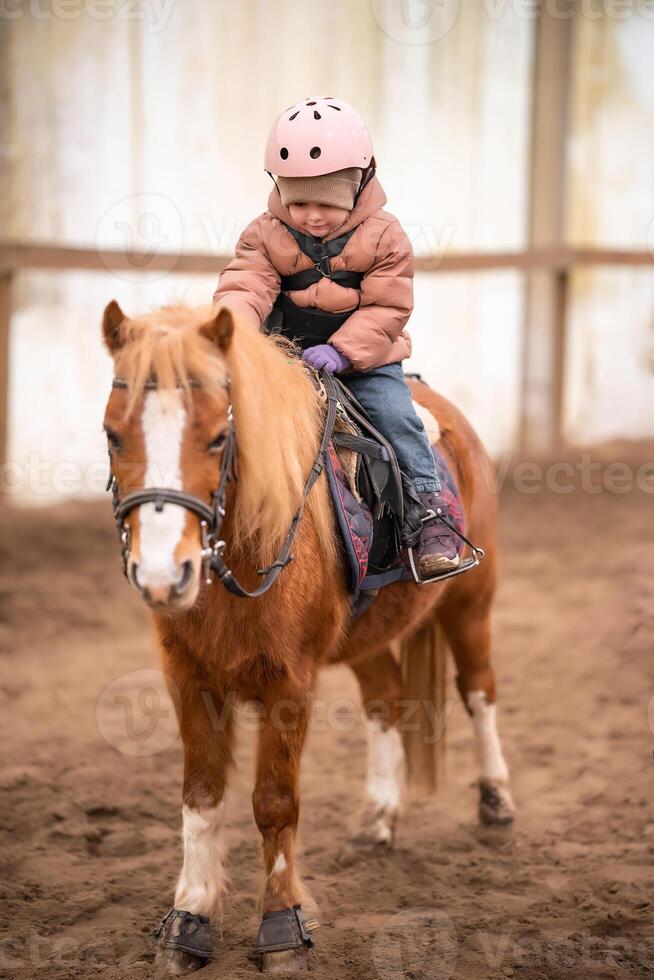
254;906;317;973
154;908;212;975
478;779;515;826
336;837;390;868
260;947;310;973
337;813;396;866
349;804;398;851
155;946;208;976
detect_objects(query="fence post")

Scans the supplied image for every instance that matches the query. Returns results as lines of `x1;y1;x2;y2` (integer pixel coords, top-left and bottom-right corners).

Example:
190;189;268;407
0;271;11;484
520;9;574;452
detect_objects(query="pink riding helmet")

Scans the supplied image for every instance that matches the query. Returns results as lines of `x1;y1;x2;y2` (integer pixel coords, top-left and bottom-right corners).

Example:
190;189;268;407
264;96;374;177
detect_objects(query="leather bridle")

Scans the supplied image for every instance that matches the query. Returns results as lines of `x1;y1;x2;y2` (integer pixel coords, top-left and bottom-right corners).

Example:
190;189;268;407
106;371;339;599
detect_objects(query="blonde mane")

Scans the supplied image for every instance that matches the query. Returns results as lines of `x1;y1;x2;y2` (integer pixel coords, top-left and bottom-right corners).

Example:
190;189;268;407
114;304;338;568
114;304;229;410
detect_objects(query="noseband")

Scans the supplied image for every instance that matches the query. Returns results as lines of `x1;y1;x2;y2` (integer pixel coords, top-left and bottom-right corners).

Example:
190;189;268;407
106;372;339;599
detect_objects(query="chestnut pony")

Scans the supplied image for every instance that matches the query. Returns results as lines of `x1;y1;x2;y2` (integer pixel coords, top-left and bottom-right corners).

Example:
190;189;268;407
101;301;514;974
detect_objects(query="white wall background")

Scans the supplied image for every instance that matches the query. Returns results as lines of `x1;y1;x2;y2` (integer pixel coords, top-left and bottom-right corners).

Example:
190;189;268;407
565;14;654;444
2;0;653;503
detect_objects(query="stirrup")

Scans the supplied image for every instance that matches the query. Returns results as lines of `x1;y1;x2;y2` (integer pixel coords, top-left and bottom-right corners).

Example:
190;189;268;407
406;508;485;585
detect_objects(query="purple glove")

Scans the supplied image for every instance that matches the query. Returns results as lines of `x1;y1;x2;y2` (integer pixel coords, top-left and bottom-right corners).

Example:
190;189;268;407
302;344;351;374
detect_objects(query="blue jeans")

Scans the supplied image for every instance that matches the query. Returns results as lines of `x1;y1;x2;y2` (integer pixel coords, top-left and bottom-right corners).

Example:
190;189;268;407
338;362;441;493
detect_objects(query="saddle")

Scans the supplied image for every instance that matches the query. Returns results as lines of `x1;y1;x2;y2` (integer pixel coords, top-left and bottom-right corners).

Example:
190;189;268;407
315;372;484;620
326;376;405;571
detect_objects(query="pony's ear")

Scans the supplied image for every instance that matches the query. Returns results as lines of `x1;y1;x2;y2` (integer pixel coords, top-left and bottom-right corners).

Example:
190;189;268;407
102;300;127;354
201;307;234;351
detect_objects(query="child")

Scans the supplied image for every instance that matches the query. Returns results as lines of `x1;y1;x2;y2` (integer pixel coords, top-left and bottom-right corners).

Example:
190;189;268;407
213;96;458;579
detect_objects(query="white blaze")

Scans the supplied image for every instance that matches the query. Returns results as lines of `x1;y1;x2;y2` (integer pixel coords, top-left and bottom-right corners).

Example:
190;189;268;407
467;690;509;783
175;804;227;917
138;389;187;587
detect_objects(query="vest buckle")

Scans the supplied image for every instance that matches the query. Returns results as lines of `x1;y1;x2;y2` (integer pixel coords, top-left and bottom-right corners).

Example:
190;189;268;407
315;254;332;277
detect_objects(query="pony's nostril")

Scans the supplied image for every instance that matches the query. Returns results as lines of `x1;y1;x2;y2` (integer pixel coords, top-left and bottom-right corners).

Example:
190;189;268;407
172;560;194;596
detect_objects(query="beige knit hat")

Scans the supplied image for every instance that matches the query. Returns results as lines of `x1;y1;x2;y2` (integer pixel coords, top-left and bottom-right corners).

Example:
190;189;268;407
277;167;363;210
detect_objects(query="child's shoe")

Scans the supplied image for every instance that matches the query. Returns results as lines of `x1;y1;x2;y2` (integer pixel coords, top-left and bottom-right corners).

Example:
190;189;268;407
415;491;460;577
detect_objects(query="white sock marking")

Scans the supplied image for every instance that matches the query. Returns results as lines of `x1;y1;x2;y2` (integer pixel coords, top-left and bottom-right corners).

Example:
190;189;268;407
270;853;287;875
467;690;509;783
175;804;226;917
138;389;187;588
366;720;405;813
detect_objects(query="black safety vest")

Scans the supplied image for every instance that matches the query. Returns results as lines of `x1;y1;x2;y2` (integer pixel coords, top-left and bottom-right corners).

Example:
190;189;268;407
263;223;363;351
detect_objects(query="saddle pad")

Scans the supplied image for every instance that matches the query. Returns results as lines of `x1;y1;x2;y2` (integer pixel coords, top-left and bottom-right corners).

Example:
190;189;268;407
325;444;373;592
433;443;465;547
325;440;465;595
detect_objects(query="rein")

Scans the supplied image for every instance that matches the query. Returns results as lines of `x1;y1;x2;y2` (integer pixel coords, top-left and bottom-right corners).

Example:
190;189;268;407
107;370;340;599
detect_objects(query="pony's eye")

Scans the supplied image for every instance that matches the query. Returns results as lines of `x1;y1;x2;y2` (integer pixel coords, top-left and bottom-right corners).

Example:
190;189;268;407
207;432;227;453
104;426;123;452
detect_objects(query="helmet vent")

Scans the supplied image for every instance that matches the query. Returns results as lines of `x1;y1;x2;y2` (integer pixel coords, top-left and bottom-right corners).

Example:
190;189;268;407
307;100;317;106
313;111;321;120
328;104;341;111
280;147;289;160
310;146;321;159
289;111;299;121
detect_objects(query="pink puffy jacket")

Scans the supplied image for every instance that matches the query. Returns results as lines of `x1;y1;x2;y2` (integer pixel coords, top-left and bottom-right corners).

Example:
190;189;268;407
212;175;413;371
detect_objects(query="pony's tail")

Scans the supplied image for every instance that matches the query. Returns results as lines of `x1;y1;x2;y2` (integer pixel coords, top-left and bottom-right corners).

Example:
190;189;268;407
397;616;448;793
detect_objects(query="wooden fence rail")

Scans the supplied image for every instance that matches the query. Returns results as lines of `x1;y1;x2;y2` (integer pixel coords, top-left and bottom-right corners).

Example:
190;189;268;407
0;241;652;471
1;241;654;276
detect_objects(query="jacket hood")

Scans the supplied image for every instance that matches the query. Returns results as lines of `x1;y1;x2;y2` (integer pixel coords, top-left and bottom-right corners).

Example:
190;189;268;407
267;172;388;241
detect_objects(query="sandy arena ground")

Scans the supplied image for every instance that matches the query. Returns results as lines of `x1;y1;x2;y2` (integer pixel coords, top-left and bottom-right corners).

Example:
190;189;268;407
1;444;653;980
